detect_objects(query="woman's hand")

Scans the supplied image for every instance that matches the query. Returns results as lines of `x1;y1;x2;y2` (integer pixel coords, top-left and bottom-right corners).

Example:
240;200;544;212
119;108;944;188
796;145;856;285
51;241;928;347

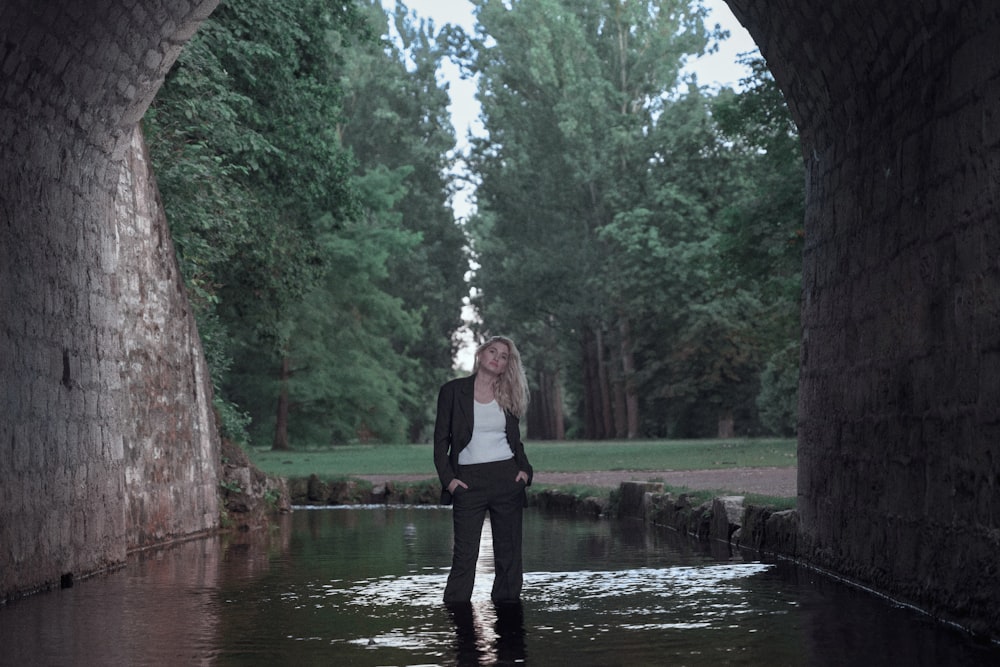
515;470;529;484
448;478;468;493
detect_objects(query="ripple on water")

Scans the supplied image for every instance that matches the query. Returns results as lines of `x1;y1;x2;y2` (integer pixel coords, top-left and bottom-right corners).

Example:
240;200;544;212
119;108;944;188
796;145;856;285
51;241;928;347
292;562;775;661
325;562;770;608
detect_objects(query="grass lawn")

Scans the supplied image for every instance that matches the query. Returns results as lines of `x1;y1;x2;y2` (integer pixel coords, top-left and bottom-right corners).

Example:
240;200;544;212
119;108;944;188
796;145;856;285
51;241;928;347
247;438;797;480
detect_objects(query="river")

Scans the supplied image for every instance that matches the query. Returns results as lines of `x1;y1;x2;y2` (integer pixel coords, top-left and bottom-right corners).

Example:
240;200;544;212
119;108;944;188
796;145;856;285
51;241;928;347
0;506;995;666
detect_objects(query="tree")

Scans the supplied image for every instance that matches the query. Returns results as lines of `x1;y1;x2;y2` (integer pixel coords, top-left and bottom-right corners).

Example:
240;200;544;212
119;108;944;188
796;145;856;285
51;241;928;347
463;3;803;438
712;54;804;435
270;207;424;446
148;0;472;448
463;0;716;438
338;1;469;441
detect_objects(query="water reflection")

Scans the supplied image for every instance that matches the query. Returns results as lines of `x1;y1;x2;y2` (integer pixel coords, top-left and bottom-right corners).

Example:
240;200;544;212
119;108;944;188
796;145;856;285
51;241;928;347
0;506;996;667
445;601;526;666
0;537;227;666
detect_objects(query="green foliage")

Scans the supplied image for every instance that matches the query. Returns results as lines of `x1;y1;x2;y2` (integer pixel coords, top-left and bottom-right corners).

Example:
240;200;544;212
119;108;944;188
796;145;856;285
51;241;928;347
145;0;803;447
461;1;711;439
219;480;243;495
712;56;804;302
338;1;469;441
143;13;261;440
263;487;282;508
458;0;802;439
288;214;424;444
756;340;800;436
710;54;804;436
146;0;466;448
145;0;368;443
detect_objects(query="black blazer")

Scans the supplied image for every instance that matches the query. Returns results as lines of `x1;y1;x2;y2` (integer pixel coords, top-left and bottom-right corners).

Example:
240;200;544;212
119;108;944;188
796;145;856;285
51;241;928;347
433;374;533;505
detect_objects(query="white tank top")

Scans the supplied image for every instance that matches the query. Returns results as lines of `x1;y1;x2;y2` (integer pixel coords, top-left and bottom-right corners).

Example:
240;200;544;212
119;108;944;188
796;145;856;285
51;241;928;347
458;399;514;465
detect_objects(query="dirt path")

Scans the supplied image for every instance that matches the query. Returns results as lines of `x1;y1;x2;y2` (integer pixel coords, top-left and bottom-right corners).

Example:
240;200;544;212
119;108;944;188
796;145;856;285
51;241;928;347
533;467;797;497
359;467;797;498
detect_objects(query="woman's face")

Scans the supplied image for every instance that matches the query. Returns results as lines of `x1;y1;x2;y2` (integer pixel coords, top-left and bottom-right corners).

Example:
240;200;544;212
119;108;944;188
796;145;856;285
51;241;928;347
479;341;510;376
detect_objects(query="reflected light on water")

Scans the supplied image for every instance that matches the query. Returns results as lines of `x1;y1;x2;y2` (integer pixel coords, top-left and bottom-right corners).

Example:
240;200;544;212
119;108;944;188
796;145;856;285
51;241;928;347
2;507;997;666
476;515;496;576
318;563;776;660
304;515;774;664
331;562;772;613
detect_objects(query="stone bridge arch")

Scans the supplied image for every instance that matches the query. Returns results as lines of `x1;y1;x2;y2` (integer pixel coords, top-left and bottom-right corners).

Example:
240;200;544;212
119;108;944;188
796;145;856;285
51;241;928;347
1;0;998;637
728;0;1000;635
0;0;221;599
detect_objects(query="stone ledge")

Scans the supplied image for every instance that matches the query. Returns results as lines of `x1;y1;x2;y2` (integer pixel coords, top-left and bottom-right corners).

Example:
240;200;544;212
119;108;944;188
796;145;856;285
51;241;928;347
619;481;800;558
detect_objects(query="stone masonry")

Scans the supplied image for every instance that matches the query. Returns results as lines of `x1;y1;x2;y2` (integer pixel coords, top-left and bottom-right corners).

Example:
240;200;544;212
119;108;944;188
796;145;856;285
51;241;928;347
0;0;220;599
727;0;1000;635
116;126;220;550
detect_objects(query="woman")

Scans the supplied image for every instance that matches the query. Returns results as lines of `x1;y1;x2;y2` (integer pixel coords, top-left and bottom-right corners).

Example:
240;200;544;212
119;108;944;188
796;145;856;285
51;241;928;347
434;335;532;605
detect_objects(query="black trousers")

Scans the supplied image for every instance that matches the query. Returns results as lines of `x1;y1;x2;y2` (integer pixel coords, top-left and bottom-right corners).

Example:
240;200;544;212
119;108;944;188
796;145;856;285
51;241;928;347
444;458;526;604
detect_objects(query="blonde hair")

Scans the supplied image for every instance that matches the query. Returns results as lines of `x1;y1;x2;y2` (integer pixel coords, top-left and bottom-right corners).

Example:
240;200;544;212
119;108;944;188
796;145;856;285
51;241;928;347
473;335;529;418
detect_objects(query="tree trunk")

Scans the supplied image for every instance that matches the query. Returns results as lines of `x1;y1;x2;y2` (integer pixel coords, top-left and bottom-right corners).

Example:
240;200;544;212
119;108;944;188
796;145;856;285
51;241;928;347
606;318;625;438
717;410;735;439
581;327;603;439
620;316;639;439
595;326;614;439
528;367;565;440
272;355;291;451
611;377;627;439
550;370;566;440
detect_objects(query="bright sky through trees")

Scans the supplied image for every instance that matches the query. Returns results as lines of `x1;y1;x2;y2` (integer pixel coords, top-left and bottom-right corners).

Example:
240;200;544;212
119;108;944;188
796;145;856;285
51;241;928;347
380;0;760;370
385;0;758;221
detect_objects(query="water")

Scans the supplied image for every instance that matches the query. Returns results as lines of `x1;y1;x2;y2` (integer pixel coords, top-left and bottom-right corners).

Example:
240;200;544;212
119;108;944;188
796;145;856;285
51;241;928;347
0;506;995;666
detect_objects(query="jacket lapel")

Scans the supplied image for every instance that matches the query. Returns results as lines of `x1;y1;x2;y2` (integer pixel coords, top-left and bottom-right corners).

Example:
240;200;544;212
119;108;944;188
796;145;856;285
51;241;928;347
456;374;475;446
